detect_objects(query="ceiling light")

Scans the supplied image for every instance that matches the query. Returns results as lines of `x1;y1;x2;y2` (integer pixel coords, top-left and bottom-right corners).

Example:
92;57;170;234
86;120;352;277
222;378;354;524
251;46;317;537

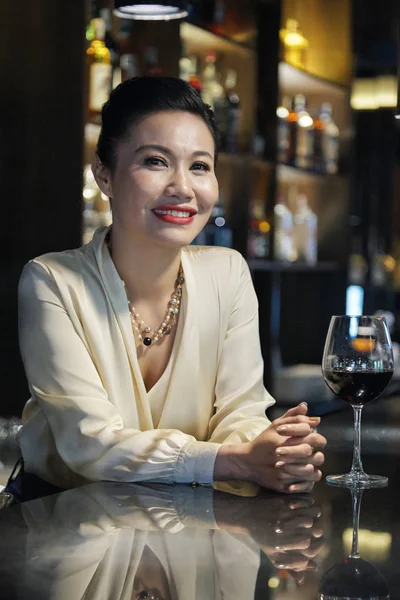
113;1;188;20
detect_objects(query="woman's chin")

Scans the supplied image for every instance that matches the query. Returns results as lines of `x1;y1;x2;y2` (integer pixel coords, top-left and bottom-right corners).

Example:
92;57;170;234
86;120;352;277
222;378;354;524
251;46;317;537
149;228;199;249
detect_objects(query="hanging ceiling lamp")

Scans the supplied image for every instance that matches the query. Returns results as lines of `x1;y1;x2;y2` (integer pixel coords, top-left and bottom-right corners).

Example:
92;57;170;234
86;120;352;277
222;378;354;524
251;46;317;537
113;0;188;20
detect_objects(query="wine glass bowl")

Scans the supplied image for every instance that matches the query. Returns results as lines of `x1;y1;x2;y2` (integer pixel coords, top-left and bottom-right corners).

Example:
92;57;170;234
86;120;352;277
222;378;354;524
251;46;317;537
322;316;394;488
319;557;389;600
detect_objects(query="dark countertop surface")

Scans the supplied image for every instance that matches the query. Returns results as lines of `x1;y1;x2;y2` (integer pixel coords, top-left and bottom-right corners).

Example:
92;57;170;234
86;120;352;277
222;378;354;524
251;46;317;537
1;397;400;599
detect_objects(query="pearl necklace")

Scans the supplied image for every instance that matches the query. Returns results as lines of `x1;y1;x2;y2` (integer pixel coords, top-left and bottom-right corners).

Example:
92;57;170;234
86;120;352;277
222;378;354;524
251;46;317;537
128;266;184;346
105;229;184;347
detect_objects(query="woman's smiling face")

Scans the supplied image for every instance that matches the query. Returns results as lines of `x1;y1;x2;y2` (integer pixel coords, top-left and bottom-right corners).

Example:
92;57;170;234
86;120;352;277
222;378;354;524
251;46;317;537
95;110;219;249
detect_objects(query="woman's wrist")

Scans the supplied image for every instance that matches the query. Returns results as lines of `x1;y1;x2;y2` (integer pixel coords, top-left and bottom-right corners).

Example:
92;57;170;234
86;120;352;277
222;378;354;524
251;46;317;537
213;443;251;482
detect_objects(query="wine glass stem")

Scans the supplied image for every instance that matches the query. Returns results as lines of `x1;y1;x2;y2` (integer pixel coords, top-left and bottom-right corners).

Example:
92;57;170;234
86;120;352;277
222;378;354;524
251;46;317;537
351;405;364;477
350;486;362;558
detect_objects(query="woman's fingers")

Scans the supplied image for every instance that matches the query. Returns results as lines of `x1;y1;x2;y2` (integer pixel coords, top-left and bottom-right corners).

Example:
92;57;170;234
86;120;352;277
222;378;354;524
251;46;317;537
277;422;314;437
287;481;315;493
276;443;314;460
277;463;320;479
279;403;309;418
280;432;327;450
277;451;325;467
277;468;322;484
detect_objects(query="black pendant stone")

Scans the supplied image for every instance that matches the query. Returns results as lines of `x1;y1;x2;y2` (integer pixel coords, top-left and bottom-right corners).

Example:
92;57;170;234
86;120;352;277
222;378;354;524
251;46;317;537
143;337;152;346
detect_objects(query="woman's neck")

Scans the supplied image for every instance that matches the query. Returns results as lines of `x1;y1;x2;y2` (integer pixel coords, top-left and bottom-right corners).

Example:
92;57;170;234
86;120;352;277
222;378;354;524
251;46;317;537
108;226;183;303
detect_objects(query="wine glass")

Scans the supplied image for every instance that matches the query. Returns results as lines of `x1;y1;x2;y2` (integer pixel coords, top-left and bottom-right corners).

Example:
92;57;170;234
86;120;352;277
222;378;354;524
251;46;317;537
319;484;389;599
322;316;394;488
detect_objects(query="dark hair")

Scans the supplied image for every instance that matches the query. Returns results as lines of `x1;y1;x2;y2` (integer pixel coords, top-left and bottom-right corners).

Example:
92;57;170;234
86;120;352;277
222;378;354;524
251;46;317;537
96;76;219;172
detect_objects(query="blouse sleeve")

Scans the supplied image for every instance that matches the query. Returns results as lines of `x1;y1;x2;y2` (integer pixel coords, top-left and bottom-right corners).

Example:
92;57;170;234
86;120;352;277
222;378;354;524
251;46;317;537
207;255;275;445
18;261;220;485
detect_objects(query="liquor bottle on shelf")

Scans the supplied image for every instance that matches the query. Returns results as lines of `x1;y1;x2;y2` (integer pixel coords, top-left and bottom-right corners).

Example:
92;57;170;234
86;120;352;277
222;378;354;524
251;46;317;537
285;94;304;166
86;17;112;124
279;18;309;69
82;164;113;245
274;192;295;261
320;102;340;174
277;95;291;164
144;46;162;77
311;105;324;173
100;8;121;92
295;97;314;170
248;200;270;258
192;194;232;247
179;41;193;82
82;165;101;244
224;69;241;153
120;53;138;81
201;52;223;111
293;193;317;264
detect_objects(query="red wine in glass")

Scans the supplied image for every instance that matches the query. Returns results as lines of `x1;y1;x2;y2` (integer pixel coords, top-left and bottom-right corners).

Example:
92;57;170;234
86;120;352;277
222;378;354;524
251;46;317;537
322;316;394;488
323;370;393;406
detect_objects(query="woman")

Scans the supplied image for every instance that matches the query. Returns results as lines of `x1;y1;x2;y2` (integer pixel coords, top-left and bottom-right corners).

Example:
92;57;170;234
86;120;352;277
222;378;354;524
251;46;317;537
10;77;326;499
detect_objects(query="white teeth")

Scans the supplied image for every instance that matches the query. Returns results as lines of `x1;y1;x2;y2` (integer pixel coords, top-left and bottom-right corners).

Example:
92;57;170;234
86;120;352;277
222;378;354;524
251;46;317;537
154;209;194;217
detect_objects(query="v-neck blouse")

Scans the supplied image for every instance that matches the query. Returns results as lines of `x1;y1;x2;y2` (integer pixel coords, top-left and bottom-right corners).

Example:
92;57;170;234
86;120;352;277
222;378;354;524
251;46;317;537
18;226;274;489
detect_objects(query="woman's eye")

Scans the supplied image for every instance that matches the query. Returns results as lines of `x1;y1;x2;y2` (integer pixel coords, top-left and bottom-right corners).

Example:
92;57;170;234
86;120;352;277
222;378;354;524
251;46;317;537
144;157;167;167
191;162;211;172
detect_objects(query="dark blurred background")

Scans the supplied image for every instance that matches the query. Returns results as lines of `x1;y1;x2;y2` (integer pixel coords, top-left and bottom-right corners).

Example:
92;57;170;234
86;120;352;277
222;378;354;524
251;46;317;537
1;0;400;417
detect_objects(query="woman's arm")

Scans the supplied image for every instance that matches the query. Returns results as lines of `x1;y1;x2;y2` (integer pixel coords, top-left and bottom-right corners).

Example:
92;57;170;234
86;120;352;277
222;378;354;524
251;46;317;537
19;260;219;485
207;255;274;445
208;256;326;492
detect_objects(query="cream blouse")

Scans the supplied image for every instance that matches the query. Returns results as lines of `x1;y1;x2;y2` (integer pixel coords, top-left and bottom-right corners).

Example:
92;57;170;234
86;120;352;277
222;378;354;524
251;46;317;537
18;226;274;489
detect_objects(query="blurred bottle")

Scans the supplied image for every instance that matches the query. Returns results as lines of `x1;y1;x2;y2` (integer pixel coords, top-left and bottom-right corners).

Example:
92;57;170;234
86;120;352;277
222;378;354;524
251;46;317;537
279;18;309;69
86;17;111;124
295;97;314;170
82;165;102;244
248;200;270;258
201;52;224;111
311;105;324;173
144;46;162;76
209;0;225;36
286;94;304;166
224;69;241;153
348;234;368;286
320;103;339;174
277;95;291;163
179;41;193;82
293;194;317;264
120;53;138;81
274;192;295;261
100;8;121;92
192;195;232;247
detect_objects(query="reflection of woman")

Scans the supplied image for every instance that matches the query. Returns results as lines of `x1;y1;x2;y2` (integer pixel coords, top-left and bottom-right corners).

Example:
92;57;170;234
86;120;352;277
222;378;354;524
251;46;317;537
12;77;325;498
10;483;323;599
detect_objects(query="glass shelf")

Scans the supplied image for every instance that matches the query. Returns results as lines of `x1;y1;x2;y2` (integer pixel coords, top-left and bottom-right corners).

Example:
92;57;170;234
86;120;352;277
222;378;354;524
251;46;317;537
180;22;255;57
277;163;346;184
279;62;349;98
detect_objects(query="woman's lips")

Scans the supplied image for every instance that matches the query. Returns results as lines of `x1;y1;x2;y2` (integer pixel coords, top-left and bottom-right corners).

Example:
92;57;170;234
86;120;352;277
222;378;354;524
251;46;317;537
152;207;197;225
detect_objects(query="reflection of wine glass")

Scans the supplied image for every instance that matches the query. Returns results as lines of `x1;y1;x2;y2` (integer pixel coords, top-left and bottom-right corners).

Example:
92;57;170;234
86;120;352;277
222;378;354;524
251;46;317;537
319;485;389;599
322;316;394;488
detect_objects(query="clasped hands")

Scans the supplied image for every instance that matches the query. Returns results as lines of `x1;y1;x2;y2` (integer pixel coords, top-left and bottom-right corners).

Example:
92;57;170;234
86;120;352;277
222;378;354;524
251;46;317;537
246;402;327;493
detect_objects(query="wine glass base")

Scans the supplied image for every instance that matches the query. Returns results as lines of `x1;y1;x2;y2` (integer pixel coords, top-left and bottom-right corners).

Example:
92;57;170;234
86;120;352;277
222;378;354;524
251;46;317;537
326;473;388;489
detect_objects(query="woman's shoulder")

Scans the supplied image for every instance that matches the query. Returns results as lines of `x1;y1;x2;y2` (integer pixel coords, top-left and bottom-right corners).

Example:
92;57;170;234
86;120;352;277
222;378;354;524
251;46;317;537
182;246;250;300
21;241;96;284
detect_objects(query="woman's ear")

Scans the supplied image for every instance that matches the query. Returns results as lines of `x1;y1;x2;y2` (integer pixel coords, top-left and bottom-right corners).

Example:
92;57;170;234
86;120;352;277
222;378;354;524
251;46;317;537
92;154;113;198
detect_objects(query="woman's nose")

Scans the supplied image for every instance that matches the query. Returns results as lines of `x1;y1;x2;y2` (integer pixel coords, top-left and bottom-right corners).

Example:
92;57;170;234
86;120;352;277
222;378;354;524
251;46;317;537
164;169;194;200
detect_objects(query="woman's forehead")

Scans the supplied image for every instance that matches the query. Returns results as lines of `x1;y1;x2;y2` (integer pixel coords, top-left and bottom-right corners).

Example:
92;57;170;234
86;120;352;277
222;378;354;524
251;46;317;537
125;110;215;149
